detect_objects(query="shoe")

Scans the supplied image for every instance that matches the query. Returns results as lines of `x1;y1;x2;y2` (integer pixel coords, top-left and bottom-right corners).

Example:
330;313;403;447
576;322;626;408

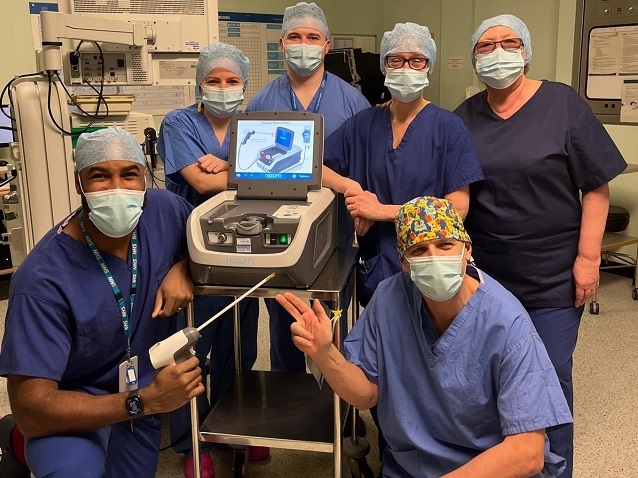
184;453;215;478
0;415;30;478
247;446;270;462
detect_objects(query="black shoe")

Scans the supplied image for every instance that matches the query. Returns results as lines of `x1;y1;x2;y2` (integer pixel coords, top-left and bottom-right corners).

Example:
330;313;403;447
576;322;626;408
0;415;30;478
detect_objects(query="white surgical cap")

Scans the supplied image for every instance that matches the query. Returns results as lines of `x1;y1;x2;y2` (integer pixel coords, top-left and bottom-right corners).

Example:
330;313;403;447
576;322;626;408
196;42;250;87
74;127;146;172
281;2;330;39
470;14;532;71
380;22;437;74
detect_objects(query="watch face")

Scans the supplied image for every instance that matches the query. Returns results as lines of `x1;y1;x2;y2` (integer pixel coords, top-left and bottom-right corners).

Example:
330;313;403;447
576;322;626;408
126;394;144;416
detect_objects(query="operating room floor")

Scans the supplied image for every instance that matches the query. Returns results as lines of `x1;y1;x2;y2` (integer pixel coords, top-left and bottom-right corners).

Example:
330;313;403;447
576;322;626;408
1;271;637;477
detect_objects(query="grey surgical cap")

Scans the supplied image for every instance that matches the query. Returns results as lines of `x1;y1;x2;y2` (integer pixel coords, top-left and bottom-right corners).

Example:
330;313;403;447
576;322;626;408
195;42;250;87
470;14;532;70
281;2;330;39
74;127;146;172
380;22;437;74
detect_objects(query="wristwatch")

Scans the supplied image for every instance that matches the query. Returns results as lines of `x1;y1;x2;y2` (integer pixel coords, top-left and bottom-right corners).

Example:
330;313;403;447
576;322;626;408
125;390;144;418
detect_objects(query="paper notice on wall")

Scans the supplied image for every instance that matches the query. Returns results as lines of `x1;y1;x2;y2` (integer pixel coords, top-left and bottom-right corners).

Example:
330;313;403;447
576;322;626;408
448;57;463;69
620;80;638;123
589;29;620;75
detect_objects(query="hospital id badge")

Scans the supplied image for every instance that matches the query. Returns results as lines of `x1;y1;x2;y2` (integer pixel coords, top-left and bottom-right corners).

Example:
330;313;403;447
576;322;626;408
119;355;139;392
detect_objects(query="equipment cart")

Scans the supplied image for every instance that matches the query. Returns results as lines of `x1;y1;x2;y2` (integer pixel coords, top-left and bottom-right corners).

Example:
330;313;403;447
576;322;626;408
186;247;369;477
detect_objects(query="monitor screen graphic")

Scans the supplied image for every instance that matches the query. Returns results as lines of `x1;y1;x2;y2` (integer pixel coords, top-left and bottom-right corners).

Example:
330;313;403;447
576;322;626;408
233;119;315;181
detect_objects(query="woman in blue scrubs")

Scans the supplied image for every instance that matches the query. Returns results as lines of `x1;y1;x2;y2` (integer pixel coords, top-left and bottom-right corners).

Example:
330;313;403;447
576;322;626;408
323;22;484;307
454;15;627;478
157;43;267;478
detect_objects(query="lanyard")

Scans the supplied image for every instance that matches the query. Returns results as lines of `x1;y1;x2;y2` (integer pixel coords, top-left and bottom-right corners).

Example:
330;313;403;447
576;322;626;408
79;213;138;359
290;71;327;113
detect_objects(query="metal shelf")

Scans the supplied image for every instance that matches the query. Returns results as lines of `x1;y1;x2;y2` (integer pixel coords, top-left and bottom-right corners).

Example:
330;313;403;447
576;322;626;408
188;247;359;477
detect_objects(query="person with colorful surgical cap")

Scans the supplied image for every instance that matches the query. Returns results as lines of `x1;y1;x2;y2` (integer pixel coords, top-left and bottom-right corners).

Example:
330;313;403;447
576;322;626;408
454;15;627;478
276;195;573;478
246;2;370;375
157;43;267;478
0;127;202;478
322;22;483;461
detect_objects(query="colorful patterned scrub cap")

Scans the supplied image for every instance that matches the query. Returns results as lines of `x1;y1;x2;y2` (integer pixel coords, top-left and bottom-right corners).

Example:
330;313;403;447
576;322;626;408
395;196;471;257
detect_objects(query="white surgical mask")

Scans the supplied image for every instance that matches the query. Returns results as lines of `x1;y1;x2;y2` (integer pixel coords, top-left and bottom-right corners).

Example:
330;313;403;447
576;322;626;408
83;186;145;238
201;85;244;118
408;247;466;301
475;48;524;89
284;43;325;77
384;69;429;103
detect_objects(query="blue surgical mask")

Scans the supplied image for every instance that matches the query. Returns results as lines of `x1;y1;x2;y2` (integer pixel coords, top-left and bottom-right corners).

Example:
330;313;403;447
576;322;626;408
284;43;325;77
83;186;145;238
475;48;524;89
201;85;244;118
384;69;429;103
407;248;466;301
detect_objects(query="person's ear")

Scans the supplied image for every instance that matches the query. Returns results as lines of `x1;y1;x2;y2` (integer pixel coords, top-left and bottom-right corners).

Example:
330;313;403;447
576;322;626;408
400;255;410;274
74;172;82;196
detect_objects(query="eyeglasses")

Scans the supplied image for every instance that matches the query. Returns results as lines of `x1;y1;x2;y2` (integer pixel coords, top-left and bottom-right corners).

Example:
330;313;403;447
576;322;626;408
474;38;523;55
385;56;429;70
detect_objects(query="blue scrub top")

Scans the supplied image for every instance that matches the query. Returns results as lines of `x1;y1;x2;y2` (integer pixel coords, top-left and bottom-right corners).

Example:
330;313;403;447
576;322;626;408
157;104;232;207
324;104;484;304
0;189;193;396
454;81;627;307
343;268;573;477
245;71;370;138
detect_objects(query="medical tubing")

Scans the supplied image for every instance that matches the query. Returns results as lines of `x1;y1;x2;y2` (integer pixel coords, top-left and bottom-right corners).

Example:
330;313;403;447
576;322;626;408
47;41;109;136
196;272;275;332
1;73;42;121
55;71;109;120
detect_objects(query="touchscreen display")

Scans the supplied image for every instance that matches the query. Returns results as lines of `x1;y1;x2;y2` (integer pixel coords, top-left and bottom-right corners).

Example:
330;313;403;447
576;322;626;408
233;119;315;180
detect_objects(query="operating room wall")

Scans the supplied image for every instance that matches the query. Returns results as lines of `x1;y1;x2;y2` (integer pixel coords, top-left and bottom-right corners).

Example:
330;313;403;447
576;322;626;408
3;0;636;241
555;0;638;244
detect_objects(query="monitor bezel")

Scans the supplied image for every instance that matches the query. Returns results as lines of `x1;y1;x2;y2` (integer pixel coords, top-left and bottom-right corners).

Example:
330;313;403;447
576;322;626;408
228;111;324;200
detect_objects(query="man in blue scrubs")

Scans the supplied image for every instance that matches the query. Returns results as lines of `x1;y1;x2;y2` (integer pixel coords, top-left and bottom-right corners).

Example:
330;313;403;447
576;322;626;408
246;2;370;373
277;196;573;478
0;128;204;478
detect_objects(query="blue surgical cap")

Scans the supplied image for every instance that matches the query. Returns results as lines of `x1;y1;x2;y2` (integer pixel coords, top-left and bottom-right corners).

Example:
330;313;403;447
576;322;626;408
74;127;146;172
470;14;532;71
281;2;330;39
195;42;250;87
380;23;437;74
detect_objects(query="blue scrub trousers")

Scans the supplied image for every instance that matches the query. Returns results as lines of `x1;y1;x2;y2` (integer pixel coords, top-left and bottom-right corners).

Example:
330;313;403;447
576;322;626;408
170;295;259;455
25;416;162;478
528;306;583;478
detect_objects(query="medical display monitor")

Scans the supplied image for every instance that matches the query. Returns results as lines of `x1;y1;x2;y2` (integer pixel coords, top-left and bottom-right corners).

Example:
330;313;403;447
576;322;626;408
228;111;324;200
0;107;14;147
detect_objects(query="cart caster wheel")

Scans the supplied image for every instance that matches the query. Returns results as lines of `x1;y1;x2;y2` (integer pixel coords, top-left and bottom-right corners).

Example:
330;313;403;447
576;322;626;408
589;302;599;315
343;436;371;460
632;289;638;300
232;448;248;478
349;458;375;478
